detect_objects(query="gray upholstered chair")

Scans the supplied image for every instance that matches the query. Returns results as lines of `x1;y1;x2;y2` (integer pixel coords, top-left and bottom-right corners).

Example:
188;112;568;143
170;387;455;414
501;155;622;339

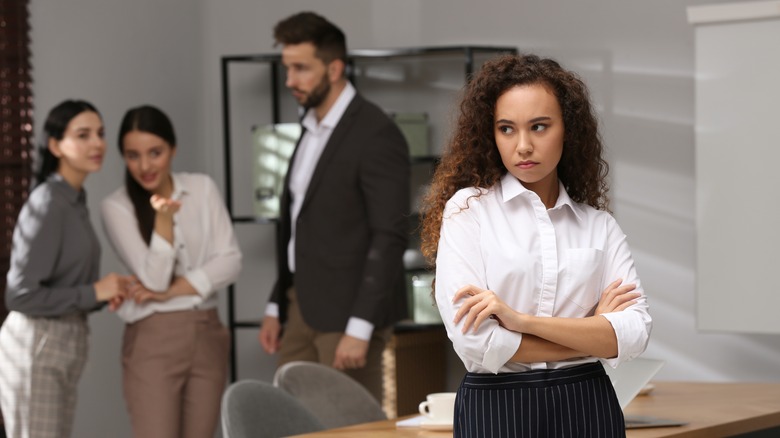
273;361;387;429
221;379;324;438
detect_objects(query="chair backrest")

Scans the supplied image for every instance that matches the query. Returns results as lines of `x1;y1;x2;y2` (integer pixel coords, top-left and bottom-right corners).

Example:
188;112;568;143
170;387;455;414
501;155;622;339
273;361;387;429
221;379;324;438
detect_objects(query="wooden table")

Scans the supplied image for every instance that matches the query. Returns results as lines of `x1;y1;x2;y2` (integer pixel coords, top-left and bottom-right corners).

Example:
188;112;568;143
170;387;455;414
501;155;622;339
623;381;780;437
291;381;780;437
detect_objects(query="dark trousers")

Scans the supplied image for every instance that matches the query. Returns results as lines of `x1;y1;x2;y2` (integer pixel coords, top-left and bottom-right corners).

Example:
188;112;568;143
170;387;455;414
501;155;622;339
454;362;625;438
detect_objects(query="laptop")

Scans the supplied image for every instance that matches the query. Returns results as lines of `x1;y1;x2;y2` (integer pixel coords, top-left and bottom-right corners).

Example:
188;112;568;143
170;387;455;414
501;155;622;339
601;357;688;429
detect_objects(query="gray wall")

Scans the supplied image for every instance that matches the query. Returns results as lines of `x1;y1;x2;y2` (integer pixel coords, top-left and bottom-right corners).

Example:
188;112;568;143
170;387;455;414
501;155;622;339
30;0;203;436
26;0;780;437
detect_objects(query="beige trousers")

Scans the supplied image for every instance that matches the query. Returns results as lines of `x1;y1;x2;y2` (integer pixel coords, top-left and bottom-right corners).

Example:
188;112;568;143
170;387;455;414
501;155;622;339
278;288;392;402
122;309;229;438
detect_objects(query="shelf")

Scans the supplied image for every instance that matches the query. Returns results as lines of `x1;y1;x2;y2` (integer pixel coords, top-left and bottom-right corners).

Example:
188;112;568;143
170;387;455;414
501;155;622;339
404;266;432;275
410;155;439;165
234;320;261;329
221;44;518;382
393;319;444;333
223;45;517;64
229;317;441;334
230;216;278;224
348;45;519;58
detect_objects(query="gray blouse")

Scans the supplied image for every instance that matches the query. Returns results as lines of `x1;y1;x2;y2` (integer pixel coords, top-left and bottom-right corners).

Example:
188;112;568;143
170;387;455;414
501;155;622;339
5;174;100;316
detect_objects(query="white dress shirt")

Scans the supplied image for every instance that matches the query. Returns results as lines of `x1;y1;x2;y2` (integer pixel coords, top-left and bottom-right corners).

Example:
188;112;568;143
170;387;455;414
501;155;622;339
435;173;652;374
101;172;242;323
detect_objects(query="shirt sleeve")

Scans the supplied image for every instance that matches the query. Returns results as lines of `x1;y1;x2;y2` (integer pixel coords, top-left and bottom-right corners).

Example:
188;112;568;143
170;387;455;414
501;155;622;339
434;192;523;374
100;193;176;292
345;317;374;341
265;302;279;318
5;190;98;316
598;217;653;368
182;176;242;298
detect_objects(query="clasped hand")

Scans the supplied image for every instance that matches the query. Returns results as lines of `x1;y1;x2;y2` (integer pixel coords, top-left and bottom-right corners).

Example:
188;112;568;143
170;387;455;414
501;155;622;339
126;276;194;304
453;278;639;334
104;276;191;312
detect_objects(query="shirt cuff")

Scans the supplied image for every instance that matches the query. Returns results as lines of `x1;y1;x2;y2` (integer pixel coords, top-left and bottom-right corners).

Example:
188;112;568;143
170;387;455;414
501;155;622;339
184;268;212;298
265;302;279;318
482;329;523;374
345;317;374;341
600;311;649;368
149;232;175;253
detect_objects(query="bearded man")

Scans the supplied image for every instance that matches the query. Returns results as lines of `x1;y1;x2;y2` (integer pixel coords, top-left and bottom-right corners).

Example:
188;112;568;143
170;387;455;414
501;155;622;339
258;11;411;402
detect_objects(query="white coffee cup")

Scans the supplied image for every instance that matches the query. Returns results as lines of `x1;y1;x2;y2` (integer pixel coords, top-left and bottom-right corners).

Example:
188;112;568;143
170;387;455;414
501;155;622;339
418;392;456;423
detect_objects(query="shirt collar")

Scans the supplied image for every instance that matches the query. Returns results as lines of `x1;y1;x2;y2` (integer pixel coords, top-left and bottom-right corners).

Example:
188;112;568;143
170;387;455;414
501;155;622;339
49;173;86;205
301;81;356;132
170;173;189;200
499;173;583;221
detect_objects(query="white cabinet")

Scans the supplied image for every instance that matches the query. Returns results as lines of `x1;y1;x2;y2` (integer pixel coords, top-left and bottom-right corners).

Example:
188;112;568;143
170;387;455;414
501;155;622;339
689;2;780;334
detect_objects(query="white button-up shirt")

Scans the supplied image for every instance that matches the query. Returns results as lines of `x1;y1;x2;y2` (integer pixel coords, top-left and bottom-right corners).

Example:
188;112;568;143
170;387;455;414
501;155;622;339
101;172;242;323
435;174;651;374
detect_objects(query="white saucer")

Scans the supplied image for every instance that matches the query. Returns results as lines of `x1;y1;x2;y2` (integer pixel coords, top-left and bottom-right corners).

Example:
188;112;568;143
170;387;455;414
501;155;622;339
420;418;453;431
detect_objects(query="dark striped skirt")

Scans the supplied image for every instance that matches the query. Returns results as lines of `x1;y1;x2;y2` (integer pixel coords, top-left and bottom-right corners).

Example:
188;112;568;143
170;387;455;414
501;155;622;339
454;362;625;438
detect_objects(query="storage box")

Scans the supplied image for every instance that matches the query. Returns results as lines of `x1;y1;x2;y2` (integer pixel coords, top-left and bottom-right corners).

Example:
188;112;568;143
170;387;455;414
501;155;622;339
251;123;300;219
406;273;441;324
392;112;429;157
382;326;447;417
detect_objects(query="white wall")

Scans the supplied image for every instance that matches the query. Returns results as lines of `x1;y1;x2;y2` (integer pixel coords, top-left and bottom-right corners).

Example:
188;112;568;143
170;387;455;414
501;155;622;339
28;0;780;436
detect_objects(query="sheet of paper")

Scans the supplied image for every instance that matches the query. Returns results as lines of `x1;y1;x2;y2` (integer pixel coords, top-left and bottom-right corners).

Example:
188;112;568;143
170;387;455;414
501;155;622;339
395;415;425;428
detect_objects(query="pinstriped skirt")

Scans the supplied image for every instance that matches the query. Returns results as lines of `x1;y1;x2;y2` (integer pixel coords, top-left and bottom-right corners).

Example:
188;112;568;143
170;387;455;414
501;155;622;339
454;362;625;438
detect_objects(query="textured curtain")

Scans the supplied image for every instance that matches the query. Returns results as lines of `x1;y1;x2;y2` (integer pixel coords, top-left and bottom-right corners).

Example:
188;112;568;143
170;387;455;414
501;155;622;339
0;0;34;324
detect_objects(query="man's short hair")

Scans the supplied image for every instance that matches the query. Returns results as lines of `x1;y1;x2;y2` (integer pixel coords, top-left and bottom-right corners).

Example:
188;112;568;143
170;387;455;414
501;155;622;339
273;11;347;65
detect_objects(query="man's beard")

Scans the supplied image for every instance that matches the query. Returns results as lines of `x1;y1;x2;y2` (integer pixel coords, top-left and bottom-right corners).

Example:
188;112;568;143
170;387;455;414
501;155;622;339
300;73;331;109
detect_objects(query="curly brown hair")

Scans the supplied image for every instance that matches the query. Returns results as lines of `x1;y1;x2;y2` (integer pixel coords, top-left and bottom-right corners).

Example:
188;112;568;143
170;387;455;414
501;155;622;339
420;54;610;265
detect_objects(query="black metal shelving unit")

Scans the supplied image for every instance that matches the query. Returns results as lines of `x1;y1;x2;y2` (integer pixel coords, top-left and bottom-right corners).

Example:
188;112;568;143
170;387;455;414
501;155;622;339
221;45;518;382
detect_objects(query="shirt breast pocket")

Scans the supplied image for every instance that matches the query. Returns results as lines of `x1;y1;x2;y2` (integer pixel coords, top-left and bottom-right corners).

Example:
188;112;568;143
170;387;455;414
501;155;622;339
562;248;605;311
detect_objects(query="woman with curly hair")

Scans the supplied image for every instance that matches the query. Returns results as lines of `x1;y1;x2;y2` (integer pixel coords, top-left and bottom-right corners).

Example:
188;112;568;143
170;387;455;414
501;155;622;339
419;54;652;437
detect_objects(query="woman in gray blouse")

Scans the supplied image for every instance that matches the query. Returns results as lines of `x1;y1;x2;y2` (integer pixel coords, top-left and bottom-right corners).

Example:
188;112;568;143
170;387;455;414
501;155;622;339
0;100;131;438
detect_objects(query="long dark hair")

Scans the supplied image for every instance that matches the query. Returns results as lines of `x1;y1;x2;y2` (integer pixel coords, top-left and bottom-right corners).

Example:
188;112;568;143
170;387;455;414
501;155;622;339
36;100;100;186
117;105;177;245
